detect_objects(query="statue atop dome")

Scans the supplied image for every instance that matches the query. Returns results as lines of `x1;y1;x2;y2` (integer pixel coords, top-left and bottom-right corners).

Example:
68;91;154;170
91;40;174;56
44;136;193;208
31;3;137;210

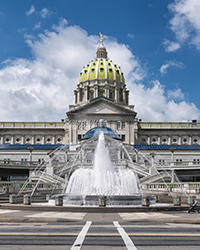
99;32;103;43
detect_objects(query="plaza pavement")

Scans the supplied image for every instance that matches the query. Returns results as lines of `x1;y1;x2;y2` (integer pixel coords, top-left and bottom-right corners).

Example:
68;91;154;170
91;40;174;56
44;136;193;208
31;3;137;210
0;203;200;224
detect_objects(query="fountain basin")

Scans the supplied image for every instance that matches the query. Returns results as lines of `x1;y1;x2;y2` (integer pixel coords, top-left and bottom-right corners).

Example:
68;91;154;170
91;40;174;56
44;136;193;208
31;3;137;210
49;194;155;206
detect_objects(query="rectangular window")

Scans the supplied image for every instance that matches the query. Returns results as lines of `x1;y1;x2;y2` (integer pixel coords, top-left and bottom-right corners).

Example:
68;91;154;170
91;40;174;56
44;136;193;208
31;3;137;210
78;134;82;141
122;122;125;129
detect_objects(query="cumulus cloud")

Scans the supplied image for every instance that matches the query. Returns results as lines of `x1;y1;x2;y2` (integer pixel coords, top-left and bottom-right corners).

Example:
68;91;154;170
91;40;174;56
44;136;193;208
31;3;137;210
160;60;184;74
0;19;199;121
129;81;200;121
163;39;181;52
26;5;35;16
168;0;200;50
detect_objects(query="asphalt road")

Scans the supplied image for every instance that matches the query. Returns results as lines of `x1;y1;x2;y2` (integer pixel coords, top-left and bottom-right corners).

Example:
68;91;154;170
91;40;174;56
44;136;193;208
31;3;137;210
0;221;200;250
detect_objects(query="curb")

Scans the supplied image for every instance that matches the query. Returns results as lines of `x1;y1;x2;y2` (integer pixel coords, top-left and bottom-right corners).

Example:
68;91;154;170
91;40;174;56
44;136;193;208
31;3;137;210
0;203;189;213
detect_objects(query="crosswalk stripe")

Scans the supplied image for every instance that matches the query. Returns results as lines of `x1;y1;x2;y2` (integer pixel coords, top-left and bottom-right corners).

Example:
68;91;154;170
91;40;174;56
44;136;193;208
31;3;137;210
70;221;91;250
114;221;138;250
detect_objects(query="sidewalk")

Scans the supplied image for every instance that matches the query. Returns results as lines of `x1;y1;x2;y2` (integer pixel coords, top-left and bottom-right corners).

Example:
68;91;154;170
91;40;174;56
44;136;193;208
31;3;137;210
0;203;199;224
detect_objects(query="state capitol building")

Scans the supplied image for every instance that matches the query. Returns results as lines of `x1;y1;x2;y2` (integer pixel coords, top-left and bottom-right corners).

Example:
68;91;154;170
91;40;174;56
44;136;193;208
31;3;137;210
1;37;200;183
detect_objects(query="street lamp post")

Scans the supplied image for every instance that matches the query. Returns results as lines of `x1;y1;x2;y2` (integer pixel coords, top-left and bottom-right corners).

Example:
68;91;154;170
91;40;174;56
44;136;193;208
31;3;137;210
135;148;140;163
170;147;176;163
28;147;34;163
150;151;156;166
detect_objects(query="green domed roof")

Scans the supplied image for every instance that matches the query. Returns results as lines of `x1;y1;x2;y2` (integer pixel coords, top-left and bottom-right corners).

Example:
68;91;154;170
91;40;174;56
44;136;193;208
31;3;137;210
78;58;125;84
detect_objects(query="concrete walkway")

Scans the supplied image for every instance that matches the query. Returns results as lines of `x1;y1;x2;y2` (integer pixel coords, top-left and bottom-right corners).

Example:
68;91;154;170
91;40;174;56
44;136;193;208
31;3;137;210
0;203;200;224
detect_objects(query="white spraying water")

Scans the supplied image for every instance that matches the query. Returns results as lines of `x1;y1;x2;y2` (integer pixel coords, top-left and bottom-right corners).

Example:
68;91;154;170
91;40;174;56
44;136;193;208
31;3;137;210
65;131;138;196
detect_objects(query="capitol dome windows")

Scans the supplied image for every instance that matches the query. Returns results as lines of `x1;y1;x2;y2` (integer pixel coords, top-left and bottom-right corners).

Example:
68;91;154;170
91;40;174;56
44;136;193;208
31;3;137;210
91;68;95;72
5;138;10;142
16;138;20;142
100;62;104;66
109;68;113;73
152;138;156;142
47;138;51;142
100;67;104;72
93;62;96;66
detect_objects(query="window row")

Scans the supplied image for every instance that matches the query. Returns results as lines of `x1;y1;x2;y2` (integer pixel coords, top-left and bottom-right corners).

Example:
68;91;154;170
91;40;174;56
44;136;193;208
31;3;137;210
141;136;200;144
2;136;62;144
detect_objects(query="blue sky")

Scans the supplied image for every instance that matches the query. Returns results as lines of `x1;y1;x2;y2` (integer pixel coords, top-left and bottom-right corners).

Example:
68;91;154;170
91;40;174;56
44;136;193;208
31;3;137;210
0;0;200;121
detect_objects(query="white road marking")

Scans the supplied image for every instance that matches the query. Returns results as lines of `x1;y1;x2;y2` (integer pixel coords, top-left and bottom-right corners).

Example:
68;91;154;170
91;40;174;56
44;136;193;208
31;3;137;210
119;212;179;220
113;221;137;250
0;210;20;214
70;221;91;250
25;212;86;220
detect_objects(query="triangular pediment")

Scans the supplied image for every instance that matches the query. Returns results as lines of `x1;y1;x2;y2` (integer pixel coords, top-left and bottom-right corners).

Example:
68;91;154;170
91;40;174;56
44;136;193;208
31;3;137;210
67;97;136;117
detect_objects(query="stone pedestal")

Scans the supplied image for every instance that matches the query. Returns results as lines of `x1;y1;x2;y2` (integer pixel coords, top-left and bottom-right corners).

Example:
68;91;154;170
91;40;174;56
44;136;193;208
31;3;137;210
46;194;51;201
55;196;63;206
142;196;150;207
9;194;18;204
187;196;196;205
99;196;106;207
173;196;181;206
23;195;31;205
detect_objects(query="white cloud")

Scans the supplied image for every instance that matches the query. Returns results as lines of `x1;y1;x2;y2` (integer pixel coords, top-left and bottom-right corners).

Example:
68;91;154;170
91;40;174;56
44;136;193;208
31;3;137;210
26;5;35;16
167;88;184;100
0;19;199;122
160;60;184;74
163;39;181;52
129;81;200;121
40;8;52;18
127;33;134;39
33;22;41;30
168;0;200;50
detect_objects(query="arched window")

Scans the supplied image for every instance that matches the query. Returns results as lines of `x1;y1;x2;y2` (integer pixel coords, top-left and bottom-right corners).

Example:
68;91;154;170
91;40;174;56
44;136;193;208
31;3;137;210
90;91;94;100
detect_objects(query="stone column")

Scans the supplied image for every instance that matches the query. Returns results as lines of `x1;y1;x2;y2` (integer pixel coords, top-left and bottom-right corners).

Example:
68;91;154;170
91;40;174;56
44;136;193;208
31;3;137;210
94;86;98;98
77;90;80;103
74;90;77;104
84;86;88;102
105;86;109;98
115;87;119;102
123;90;126;104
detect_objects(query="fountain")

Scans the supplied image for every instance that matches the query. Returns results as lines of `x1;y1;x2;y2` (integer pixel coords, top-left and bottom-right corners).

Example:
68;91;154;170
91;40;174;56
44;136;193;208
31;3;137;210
53;131;144;206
